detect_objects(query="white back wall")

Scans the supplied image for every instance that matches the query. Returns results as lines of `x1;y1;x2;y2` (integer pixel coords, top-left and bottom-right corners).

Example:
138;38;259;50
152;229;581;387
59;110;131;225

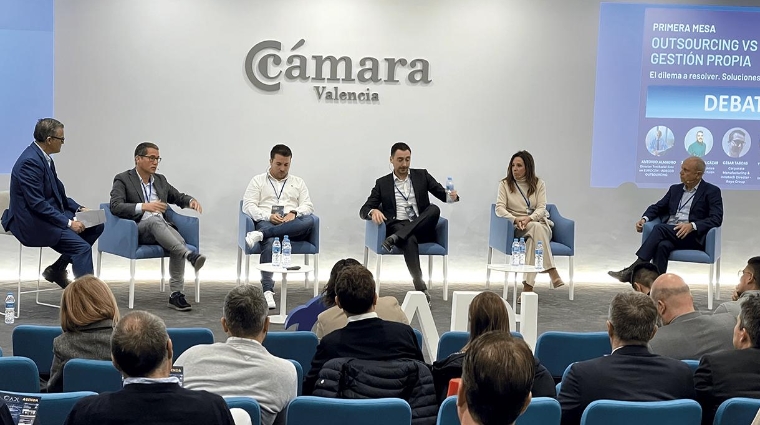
2;0;758;285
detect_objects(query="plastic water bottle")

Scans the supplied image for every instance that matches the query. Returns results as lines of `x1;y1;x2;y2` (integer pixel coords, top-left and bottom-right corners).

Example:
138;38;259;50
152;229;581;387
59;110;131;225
282;235;292;267
511;238;520;266
5;292;15;324
518;238;526;266
272;237;281;267
535;241;544;270
445;177;455;203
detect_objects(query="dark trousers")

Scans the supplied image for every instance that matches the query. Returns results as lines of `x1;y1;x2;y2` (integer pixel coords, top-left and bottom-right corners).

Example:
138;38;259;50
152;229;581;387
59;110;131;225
50;224;104;277
636;223;703;273
255;215;315;292
386;204;440;291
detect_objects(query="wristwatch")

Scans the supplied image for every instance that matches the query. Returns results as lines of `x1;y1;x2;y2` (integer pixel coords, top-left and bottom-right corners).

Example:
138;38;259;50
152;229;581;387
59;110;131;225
290;210;298;217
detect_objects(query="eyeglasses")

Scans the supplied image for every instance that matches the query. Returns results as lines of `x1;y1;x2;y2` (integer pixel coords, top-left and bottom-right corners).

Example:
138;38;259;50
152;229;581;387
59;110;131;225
738;269;752;278
49;136;65;142
139;155;162;163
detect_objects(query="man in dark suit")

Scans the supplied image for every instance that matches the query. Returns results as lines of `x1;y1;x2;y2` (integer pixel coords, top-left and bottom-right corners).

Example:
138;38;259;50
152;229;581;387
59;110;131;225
557;292;696;425
303;265;424;395
359;142;459;298
609;156;723;281
695;294;760;425
63;311;236;425
110;142;205;311
1;118;103;287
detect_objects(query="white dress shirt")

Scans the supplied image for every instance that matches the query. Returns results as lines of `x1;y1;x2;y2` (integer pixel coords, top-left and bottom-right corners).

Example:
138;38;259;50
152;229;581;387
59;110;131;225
242;171;314;222
346;312;379;323
667;182;699;226
393;173;418;220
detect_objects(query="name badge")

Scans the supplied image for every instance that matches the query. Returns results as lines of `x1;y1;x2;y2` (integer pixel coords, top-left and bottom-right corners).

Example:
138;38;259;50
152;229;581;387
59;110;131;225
526;208;535;215
405;206;418;221
271;205;284;217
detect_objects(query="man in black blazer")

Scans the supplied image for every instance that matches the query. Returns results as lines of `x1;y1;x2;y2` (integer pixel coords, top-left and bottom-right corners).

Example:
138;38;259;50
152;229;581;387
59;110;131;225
304;265;424;395
695;294;760;425
557;292;696;425
609;156;723;281
109;142;205;311
359;142;459;297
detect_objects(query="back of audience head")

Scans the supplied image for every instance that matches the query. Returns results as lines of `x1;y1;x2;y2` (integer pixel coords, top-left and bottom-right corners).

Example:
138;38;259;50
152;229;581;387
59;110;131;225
649;273;694;325
457;330;534;425
607;292;658;346
465;291;510;351
222;284;269;340
735;294;760;349
334;265;377;316
630;263;660;295
321;258;363;307
738;256;760;295
111;311;172;378
60;275;120;333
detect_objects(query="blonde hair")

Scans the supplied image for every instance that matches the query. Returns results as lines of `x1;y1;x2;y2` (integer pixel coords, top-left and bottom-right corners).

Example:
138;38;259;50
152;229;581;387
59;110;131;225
60;275;120;332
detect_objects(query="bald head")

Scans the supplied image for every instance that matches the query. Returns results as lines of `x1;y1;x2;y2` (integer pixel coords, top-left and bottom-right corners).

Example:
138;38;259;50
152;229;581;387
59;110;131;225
683;156;705;173
650;273;695;325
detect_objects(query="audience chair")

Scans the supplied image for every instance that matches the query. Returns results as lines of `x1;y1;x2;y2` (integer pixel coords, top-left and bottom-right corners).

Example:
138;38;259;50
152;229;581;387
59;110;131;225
363;217;449;300
288;359;304;396
534;331;611;383
516;397;562;425
237;201;321;295
487;203;576;300
97;203;201;309
225;397;262;425
12;325;63;378
713;397;760;425
262;331;318;373
642;219;721;309
287;396;412;425
436;331;524;361
3;390;97;425
0;357;40;392
0;346;3;356
580;399;701;425
437;396;458;425
682;359;699;373
284;296;326;331
167;327;214;361
414;328;424;351
63;359;122;393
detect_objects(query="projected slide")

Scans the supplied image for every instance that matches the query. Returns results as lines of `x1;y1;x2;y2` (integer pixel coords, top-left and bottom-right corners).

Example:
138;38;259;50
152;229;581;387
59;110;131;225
591;3;760;189
0;0;54;174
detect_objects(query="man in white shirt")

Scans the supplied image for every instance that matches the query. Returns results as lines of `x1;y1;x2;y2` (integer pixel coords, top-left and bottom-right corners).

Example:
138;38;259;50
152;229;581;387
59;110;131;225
242;144;315;308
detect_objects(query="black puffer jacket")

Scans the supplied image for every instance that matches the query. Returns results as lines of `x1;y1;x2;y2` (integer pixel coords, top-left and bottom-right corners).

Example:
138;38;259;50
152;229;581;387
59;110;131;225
312;357;437;425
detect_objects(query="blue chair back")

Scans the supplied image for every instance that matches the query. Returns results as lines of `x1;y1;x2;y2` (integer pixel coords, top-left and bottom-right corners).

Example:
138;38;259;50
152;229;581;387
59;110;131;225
238;201;320;255
414;329;424;351
262;332;319;372
287;396;411;425
681;359;699;373
437;396;458;425
0;357;40;392
288;359;304;396
12;325;63;375
580;400;701;425
713;397;760;425
534;331;611;381
436;331;524;361
226;397;262;425
284;296;326;331
366;217;448;256
489;204;574;256
517;397;561;425
4;390;97;425
63;359;122;393
167;328;214;361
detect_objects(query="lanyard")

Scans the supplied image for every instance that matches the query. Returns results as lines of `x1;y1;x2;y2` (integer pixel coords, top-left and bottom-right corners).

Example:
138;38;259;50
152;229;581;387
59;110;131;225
142;180;152;203
268;176;288;202
515;184;531;208
394;179;411;201
677;192;696;213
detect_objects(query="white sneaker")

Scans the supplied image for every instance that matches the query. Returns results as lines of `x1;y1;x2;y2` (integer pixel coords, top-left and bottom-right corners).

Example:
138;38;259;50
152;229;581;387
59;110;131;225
264;291;276;309
245;231;264;249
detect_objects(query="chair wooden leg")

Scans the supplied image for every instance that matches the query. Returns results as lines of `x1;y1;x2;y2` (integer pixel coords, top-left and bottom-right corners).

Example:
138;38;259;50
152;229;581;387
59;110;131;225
569;256;575;301
304;254;310;288
236;247;242;285
486;247;493;289
160;258;166;293
428;256;433;288
375;255;382;295
129;260;136;309
715;258;721;300
443;255;449;301
312;254;320;298
363;247;369;267
96;251;102;278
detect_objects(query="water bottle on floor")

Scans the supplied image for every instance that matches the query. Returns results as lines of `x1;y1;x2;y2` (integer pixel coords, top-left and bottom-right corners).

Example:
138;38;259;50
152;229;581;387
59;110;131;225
511;238;520;266
445;177;455;203
535;241;544;270
282;235;292;267
5;292;15;324
272;237;281;267
518;237;526;266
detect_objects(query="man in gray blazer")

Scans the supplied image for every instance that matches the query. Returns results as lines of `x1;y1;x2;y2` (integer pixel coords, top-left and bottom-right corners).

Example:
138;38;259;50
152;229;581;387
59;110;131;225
713;256;760;317
109;142;205;311
649;273;735;359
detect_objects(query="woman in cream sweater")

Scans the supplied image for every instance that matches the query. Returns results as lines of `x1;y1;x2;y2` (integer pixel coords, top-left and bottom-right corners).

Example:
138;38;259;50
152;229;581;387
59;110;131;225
496;151;565;296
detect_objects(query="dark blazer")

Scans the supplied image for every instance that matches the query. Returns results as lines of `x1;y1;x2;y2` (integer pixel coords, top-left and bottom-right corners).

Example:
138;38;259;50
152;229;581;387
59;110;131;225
695;348;760;425
63;382;235;425
109;169;193;224
304;317;424;395
1;143;80;246
557;345;696;425
47;320;114;393
359;169;448;220
642;180;723;245
648;311;735;360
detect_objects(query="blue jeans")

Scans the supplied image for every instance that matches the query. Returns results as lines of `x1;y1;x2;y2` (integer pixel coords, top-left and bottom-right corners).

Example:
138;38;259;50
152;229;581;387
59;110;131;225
255;215;315;292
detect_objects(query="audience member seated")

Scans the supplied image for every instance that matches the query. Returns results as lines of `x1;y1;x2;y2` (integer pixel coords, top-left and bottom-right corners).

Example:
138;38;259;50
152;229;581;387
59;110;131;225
175;285;297;425
695;294;760;425
63;311;236;425
456;330;534;425
431;291;555;403
713;256;760;316
557;292;695;425
47;275;120;392
315;258;408;339
648;273;735;360
303;265;424;395
630;262;660;295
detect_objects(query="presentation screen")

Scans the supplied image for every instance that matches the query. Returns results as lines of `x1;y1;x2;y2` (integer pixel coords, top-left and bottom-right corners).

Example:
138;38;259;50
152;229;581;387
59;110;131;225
0;0;54;174
591;3;760;189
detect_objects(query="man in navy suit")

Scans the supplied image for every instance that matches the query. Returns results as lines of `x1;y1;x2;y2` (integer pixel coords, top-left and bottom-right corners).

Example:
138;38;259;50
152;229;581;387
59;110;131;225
609;156;723;282
1;118;103;287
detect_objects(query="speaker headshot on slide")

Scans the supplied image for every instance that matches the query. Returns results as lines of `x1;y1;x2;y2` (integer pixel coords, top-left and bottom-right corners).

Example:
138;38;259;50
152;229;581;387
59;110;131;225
1;118;104;289
685;127;713;158
645;126;674;157
722;128;751;158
